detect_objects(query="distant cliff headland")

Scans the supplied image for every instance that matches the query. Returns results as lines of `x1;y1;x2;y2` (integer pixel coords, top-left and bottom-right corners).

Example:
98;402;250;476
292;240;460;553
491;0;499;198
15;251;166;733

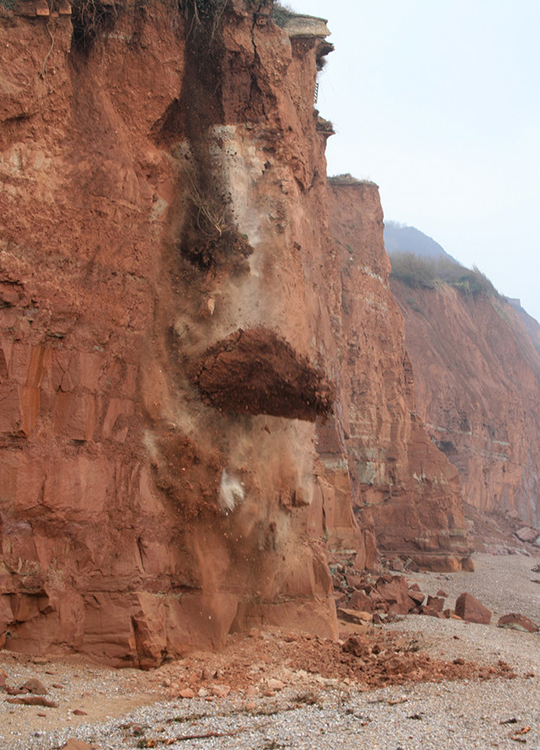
387;223;540;531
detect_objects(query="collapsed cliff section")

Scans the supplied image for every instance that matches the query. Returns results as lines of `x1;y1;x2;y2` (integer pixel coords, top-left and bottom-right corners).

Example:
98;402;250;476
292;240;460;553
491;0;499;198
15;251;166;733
326;177;472;571
190;328;334;421
390;272;540;529
0;0;345;665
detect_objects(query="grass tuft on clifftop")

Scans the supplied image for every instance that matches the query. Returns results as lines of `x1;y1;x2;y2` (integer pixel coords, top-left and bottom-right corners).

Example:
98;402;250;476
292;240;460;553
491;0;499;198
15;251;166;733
389;252;499;298
271;1;324;27
272;2;297;27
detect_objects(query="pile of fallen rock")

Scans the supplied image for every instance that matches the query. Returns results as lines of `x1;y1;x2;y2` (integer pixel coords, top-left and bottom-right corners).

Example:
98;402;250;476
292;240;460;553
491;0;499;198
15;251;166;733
332;567;539;633
0;673;59;708
515;526;540;547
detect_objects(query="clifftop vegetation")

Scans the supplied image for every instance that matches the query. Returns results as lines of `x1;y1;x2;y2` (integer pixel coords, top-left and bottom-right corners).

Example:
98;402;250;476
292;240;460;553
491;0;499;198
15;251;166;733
272;2;298;26
389;252;499;298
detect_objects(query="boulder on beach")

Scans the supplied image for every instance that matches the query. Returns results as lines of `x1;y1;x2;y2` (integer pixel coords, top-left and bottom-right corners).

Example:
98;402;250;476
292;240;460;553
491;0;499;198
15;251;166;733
497;613;539;633
455;593;492;624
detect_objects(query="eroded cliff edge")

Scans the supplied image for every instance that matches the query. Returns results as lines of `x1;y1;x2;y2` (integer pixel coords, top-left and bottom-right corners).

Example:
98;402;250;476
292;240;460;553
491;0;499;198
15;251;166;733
0;0;471;665
326;177;471;570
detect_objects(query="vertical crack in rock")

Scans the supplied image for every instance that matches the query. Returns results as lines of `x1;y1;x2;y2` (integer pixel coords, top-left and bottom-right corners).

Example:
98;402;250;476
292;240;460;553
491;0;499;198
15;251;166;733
244;0;270;119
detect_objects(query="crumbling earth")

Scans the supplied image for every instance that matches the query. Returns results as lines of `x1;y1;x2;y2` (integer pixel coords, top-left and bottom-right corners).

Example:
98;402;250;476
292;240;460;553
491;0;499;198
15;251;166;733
191;328;334;421
0;626;518;749
1;553;540;748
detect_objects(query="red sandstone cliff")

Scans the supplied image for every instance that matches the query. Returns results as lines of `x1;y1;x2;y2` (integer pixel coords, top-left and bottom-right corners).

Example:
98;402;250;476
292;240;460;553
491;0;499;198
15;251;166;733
0;0;472;665
390;279;540;529
0;0;344;664
325;177;471;571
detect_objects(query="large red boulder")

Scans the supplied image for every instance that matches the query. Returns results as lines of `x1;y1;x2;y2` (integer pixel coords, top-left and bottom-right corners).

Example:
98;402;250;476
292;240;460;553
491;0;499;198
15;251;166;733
376;575;416;615
349;589;373;612
455;593;491;624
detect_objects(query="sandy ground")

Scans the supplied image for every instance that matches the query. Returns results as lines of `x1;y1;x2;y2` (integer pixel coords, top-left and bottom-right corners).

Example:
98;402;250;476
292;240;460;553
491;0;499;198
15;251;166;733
1;552;540;750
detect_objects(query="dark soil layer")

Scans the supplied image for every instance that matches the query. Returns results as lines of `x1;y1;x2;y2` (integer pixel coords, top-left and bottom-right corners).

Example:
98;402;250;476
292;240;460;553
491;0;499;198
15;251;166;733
191;328;334;421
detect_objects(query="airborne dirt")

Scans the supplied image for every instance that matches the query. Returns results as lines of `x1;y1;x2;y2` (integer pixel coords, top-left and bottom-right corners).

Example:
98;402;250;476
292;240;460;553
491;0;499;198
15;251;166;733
191;327;334;421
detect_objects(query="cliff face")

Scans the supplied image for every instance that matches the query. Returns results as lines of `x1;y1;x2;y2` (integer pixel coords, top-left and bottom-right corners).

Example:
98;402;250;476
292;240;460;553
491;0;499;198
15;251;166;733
391;281;540;529
0;0;472;665
326;178;471;570
0;0;345;665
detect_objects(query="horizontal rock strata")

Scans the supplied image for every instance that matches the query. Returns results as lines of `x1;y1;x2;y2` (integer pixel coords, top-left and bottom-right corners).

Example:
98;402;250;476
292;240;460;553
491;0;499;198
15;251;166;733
391;280;540;528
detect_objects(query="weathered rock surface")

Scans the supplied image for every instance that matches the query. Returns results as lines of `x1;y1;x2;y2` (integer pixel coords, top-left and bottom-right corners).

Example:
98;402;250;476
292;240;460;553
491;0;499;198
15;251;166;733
0;0;472;665
497;613;538;633
455;593;492;625
391;280;540;529
0;0;340;664
326;177;472;570
516;527;538;543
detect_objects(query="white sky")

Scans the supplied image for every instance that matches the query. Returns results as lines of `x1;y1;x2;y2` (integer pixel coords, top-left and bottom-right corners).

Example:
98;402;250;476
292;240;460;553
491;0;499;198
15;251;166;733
288;0;540;321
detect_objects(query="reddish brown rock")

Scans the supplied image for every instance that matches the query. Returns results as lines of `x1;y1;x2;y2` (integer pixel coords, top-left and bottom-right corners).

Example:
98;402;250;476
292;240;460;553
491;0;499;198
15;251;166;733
376;576;410;605
266;679;284;692
516;527;538;543
349;589;373;612
0;0;339;664
178;688;195;699
426;596;445;613
7;696;58;707
498;613;539;633
333;592;348;609
337;608;372;625
20;678;47;695
455;593;492;624
391;278;540;529
367;589;386;609
0;0;475;666
408;590;425;606
327;179;472;571
61;741;95;750
374;575;416;615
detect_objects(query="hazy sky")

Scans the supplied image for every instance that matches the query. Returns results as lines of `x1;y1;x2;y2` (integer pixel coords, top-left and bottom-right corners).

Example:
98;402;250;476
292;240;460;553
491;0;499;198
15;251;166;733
289;0;540;321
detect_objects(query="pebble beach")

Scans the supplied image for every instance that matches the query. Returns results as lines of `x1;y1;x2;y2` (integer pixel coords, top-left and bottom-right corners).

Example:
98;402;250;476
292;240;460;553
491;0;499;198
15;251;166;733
1;553;539;750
